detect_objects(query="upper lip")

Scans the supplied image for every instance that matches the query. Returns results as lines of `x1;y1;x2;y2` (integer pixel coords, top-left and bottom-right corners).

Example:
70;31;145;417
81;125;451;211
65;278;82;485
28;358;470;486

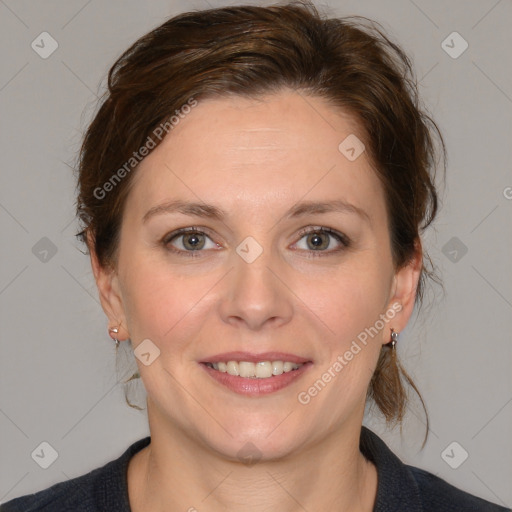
200;351;311;364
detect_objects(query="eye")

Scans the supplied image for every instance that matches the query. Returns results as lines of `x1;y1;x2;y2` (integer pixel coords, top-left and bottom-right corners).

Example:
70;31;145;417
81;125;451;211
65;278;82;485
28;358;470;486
162;226;350;258
293;226;350;256
162;227;220;257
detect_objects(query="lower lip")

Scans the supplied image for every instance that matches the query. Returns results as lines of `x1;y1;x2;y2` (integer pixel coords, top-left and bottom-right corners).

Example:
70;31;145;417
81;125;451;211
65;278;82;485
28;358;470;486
200;362;313;396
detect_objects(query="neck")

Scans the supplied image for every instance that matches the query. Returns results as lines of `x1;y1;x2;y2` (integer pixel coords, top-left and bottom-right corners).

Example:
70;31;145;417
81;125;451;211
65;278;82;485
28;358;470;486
128;404;377;512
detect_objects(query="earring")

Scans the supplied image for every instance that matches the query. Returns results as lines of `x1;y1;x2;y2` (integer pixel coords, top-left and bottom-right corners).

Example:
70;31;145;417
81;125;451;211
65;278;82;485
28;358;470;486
386;328;398;349
109;327;120;348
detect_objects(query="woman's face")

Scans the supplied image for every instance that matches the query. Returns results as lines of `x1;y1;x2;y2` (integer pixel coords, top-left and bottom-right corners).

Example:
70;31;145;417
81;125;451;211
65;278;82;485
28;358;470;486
94;90;420;460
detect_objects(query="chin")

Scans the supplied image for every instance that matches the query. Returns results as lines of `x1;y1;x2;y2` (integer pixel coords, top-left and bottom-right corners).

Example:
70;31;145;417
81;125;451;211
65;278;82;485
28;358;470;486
207;432;301;464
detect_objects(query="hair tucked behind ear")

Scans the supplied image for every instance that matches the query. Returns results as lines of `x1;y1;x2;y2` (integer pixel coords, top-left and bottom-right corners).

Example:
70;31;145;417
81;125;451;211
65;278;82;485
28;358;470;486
368;343;430;449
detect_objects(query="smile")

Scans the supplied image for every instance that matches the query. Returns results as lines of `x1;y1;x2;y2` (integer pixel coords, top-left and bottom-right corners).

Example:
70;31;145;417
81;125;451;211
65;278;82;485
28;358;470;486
200;355;312;395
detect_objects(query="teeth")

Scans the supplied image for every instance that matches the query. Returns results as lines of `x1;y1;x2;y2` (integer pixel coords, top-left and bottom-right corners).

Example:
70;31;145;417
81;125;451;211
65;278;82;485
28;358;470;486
272;361;284;375
283;362;295;372
226;361;239;376
239;361;255;378
255;361;272;378
206;360;303;379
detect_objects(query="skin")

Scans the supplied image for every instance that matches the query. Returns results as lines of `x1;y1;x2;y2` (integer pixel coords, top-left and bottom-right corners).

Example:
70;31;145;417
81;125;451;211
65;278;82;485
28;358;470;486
90;90;422;511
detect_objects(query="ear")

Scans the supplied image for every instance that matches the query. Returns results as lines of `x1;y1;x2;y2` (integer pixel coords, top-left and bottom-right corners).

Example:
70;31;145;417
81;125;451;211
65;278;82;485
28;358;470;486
385;238;423;342
87;230;129;340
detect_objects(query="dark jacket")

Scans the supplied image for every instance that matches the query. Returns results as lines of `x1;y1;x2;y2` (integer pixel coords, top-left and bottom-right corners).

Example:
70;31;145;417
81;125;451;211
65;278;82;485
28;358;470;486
1;426;509;511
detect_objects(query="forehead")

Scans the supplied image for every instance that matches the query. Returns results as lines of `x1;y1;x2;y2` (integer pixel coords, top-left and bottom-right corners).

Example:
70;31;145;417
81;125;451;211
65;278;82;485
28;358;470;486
125;91;387;226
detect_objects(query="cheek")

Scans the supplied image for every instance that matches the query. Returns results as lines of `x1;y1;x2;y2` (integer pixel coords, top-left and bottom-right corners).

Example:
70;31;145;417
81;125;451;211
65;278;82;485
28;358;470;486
298;264;389;415
119;255;218;347
305;257;392;406
119;258;183;339
311;258;391;340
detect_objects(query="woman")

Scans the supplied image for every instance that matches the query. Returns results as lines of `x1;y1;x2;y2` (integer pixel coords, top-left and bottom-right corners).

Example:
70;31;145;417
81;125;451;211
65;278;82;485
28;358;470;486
2;2;509;511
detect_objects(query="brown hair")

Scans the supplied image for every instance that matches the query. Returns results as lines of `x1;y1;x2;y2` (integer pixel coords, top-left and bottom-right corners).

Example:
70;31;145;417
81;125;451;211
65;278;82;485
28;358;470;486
75;1;445;447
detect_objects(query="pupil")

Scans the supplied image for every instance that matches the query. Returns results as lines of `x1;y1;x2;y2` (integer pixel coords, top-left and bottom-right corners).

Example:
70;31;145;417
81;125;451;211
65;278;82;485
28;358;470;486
185;233;204;250
310;233;325;249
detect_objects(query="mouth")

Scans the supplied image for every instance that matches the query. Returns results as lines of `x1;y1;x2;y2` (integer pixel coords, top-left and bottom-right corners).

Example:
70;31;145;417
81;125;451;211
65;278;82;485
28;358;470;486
199;352;313;396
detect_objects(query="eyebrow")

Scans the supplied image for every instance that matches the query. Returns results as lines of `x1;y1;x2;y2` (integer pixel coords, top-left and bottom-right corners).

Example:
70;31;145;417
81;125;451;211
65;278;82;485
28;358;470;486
142;199;370;224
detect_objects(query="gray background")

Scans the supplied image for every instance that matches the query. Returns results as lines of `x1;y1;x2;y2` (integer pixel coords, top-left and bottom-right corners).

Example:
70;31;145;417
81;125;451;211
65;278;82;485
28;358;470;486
1;0;511;507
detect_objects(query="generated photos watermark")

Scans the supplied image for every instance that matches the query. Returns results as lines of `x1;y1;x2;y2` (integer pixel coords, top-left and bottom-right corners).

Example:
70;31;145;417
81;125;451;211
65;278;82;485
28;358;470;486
297;302;402;405
93;97;198;200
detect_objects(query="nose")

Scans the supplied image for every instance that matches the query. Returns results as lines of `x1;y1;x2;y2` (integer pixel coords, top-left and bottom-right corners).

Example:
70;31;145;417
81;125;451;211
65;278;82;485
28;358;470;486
218;242;294;331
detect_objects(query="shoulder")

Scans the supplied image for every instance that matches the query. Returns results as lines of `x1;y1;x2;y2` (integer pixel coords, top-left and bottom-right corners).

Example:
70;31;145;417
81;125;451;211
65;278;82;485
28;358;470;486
408;464;511;512
359;426;510;512
1;470;97;512
0;437;151;512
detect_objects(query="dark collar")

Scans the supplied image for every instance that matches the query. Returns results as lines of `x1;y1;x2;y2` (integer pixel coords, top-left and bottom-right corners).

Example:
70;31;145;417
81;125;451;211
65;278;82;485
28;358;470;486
94;435;150;511
360;425;423;511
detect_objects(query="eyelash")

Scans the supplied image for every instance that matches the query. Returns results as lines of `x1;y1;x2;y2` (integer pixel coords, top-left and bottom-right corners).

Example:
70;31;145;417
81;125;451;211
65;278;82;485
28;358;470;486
162;226;350;259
